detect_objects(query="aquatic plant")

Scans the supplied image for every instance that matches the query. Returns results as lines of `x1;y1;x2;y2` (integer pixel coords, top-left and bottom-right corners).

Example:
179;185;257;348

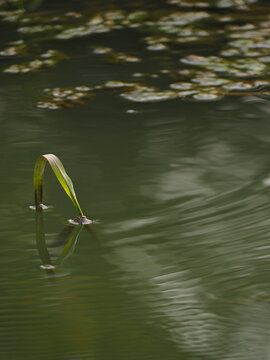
36;86;93;109
92;47;141;64
3;49;66;74
2;0;270;109
33;153;91;224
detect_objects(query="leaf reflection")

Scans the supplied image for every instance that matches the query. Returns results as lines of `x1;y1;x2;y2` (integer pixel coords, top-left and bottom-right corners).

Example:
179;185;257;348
35;211;100;273
55;224;83;266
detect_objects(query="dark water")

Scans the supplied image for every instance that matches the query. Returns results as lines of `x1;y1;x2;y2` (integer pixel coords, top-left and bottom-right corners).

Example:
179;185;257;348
2;0;270;359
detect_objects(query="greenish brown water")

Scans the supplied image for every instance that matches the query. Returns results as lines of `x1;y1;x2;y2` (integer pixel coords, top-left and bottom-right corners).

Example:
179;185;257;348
2;0;270;359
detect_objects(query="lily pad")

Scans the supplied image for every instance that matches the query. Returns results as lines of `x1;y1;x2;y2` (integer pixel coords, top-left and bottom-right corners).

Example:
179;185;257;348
121;88;178;102
36;86;93;109
3;50;66;74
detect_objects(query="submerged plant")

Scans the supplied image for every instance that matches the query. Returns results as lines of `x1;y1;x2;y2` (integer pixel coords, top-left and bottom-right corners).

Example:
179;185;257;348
33;153;91;224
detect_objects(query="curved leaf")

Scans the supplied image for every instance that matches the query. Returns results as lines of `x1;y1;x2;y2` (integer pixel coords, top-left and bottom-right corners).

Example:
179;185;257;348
34;153;84;216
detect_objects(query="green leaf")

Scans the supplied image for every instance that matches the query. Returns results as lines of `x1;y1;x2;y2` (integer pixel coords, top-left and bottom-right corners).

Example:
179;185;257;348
33;153;84;217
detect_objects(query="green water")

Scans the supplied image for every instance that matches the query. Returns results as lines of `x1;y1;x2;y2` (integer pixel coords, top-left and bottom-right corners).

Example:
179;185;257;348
2;0;270;359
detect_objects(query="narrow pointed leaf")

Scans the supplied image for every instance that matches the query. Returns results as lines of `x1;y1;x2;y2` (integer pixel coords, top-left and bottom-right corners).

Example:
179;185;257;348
34;153;84;216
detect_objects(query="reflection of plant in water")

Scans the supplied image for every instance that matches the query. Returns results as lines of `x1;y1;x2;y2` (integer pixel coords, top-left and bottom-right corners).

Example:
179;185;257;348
35;211;82;271
35;210;98;272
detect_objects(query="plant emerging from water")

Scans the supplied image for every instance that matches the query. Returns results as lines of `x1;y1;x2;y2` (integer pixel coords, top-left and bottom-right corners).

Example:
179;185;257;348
33;153;90;224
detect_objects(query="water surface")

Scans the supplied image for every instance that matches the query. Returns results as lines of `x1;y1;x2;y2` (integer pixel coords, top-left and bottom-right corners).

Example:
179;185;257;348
1;0;270;359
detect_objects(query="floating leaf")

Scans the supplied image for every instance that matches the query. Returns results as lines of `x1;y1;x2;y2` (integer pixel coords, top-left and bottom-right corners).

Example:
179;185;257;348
92;46;112;54
36;86;93;109
170;82;194;90
0;44;26;56
92;46;141;64
121;88;178;102
103;81;136;88
193;92;224;100
222;81;254;90
147;43;168;51
3;50;65;74
18;24;63;34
